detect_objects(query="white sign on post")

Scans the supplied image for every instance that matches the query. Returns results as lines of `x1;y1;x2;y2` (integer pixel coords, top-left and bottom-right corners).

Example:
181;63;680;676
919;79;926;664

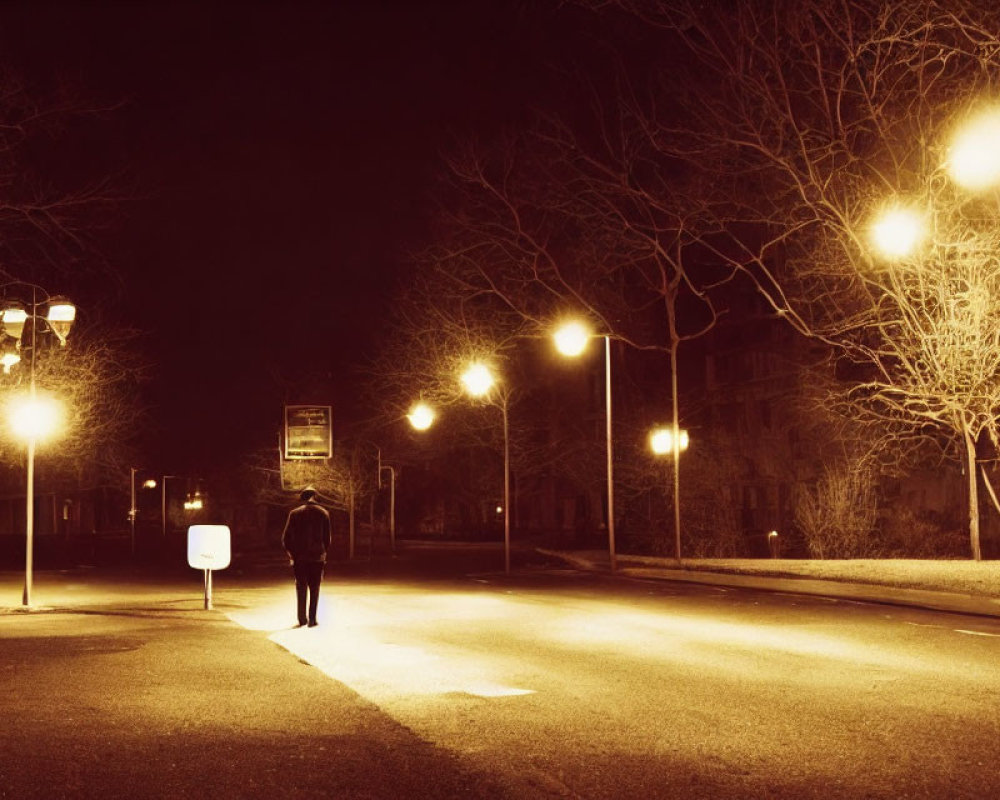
187;525;231;610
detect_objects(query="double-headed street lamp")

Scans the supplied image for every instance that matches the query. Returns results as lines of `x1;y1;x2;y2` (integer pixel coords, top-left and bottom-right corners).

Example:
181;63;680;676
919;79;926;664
866;107;1000;562
870;107;1000;259
1;291;76;607
553;320;617;572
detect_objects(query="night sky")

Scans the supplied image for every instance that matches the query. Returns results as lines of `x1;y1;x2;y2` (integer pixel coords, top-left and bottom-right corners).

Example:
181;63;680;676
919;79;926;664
0;0;581;473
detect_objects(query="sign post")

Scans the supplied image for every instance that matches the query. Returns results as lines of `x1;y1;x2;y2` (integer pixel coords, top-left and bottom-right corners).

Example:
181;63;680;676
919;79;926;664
187;525;231;610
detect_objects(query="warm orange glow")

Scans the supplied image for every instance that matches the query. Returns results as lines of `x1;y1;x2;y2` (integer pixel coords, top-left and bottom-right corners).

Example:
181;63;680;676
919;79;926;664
650;426;689;455
407;402;435;431
1;306;27;341
870;205;924;259
947;107;1000;191
228;583;935;706
46;300;76;346
553;320;591;357
461;363;495;397
7;393;63;442
1;350;20;374
143;478;158;489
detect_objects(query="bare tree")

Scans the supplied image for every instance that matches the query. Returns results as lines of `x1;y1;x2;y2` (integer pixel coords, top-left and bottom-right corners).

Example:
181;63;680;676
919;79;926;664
0;73;138;501
0;300;146;495
424;91;738;557
594;0;1000;559
368;269;584;543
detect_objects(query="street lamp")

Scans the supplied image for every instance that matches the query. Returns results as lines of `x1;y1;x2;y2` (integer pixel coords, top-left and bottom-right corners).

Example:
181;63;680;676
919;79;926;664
407;401;435;431
869;204;925;260
946;107;1000;191
1;290;75;607
871;110;1000;263
377;449;397;555
460;362;495;397
649;426;689;456
649;424;689;562
459;362;511;574
553;320;617;572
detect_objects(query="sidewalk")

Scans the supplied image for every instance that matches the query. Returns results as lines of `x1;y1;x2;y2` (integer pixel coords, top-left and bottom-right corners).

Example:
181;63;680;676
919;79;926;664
542;549;1000;619
0;568;510;800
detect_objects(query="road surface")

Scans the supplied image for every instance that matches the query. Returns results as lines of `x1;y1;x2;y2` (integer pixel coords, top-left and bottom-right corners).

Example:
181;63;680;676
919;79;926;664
3;542;999;798
226;544;1000;798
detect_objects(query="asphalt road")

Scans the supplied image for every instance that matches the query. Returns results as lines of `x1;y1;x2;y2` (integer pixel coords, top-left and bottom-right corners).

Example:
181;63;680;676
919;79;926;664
4;542;1000;798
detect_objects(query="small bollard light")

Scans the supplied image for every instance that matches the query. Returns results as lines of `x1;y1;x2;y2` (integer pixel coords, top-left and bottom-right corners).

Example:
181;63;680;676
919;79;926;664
768;530;780;559
187;525;231;610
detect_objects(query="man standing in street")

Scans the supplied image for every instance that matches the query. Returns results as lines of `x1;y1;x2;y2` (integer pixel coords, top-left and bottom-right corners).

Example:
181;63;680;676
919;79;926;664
281;486;332;627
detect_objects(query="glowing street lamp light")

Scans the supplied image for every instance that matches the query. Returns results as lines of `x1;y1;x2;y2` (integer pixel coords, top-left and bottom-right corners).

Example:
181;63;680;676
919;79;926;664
461;362;495;397
870;205;925;260
46;298;76;346
649;426;689;455
407;401;436;431
460;361;511;574
7;392;64;607
946;107;1000;192
553;320;618;572
1;349;20;374
553;320;590;358
1;304;28;342
1;289;75;608
650;424;689;562
9;393;62;441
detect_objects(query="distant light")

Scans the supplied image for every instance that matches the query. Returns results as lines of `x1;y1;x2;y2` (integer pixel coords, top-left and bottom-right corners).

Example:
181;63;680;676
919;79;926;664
553;320;591;357
650;427;689;455
143;479;158;489
495;505;503;515
947;107;1000;191
870;206;924;259
407;402;435;431
461;363;495;397
8;393;62;442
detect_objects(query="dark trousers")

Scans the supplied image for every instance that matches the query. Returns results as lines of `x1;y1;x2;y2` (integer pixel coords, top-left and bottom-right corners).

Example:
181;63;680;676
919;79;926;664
292;561;325;625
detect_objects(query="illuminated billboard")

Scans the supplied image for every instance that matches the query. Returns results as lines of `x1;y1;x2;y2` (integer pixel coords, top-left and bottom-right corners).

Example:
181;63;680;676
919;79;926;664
284;404;332;459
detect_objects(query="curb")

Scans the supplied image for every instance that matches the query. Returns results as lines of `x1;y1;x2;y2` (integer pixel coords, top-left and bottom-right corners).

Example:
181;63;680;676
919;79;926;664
539;549;1000;620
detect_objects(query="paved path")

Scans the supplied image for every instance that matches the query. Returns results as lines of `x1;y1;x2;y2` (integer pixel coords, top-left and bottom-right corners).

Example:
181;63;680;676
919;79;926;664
0;571;509;799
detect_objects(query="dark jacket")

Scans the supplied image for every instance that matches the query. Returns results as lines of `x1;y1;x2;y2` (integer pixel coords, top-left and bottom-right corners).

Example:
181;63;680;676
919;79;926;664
281;499;332;565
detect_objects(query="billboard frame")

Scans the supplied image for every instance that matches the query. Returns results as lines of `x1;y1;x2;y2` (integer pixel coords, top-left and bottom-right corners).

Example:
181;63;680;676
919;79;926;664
283;404;333;460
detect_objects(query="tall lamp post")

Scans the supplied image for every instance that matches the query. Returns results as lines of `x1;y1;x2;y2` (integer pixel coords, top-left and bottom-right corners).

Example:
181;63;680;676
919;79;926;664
866;106;1000;562
406;368;512;574
553;321;617;572
650;424;689;561
460;362;511;574
377;448;397;554
1;291;75;608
